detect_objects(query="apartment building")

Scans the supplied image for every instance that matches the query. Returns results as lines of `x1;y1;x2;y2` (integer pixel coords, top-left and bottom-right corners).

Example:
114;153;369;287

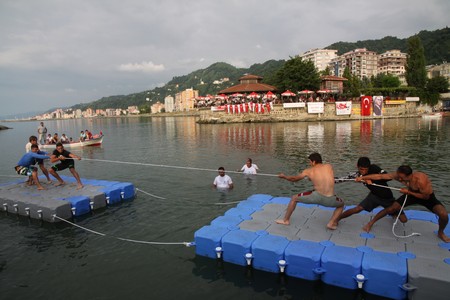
299;48;338;71
378;49;407;84
175;88;199;111
427;62;450;85
330;48;378;79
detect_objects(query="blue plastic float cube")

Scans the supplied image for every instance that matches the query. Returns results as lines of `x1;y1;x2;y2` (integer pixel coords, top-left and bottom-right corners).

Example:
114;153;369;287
194;225;232;258
210;215;244;228
321;245;364;289
64;195;91;216
221;229;260;266
285;240;328;280
101;187;122;204
251;233;290;273
362;251;408;300
112;182;135;200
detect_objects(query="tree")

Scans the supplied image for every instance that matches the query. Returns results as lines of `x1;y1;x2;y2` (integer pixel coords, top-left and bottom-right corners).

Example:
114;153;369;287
427;76;449;93
342;67;362;97
372;73;401;88
269;57;321;92
405;36;427;89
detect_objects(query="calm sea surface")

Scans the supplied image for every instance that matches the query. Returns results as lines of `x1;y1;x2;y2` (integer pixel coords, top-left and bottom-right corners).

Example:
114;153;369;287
1;116;449;299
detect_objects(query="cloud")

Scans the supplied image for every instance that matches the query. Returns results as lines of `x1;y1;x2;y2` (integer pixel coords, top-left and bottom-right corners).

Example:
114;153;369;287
118;61;165;73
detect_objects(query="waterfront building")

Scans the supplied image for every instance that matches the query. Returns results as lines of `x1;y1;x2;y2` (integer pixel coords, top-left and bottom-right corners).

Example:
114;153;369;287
175;88;198;111
164;95;175;112
378;50;407;85
151;101;165;113
218;74;276;95
330;48;378;79
299;48;338;71
320;75;348;94
427;62;450;86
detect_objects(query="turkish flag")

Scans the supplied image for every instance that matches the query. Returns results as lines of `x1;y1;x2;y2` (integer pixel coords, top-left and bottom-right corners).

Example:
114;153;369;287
360;96;372;116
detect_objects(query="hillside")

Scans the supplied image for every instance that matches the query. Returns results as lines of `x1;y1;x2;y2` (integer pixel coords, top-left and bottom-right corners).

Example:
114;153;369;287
70;27;449;111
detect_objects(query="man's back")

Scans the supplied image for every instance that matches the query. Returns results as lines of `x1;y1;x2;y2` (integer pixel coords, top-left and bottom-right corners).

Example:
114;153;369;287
305;163;335;196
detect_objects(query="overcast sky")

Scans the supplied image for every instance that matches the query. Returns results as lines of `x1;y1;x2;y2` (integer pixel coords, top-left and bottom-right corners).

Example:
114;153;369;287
0;0;448;117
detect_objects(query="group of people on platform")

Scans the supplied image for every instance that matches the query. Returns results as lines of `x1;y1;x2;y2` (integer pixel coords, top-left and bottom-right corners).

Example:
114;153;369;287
212;153;450;243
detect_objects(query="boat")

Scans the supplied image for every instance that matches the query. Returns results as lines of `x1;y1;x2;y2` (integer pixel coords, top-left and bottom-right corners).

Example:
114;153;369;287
40;135;104;149
421;112;443;119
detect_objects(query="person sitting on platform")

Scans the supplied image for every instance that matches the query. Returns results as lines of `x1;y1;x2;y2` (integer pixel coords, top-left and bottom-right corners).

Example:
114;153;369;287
15;144;50;190
48;142;83;190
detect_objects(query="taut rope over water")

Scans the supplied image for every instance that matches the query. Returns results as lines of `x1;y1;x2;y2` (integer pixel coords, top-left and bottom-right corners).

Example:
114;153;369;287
82;158;279;177
52;215;194;246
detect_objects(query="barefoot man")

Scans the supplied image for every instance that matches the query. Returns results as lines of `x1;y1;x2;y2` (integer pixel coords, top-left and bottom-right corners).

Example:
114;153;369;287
49;142;84;189
276;153;344;230
15;144;50;190
357;165;450;242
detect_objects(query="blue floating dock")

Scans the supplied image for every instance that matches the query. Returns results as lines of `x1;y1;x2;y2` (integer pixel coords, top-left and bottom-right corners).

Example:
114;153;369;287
0;175;136;222
194;194;450;300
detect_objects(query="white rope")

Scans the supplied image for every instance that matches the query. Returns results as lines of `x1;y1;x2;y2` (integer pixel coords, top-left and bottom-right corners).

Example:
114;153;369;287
82;158;279;177
341;179;421;238
52;215;194;246
136;188;166;200
391;195;421;238
213;200;243;205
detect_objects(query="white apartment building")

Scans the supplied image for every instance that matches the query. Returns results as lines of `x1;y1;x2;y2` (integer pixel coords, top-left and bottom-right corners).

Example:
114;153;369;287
427;62;450;86
164;95;175;112
300;48;338;71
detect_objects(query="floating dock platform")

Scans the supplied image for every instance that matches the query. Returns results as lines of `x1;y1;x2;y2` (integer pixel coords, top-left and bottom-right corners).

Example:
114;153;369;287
0;175;135;222
194;194;450;300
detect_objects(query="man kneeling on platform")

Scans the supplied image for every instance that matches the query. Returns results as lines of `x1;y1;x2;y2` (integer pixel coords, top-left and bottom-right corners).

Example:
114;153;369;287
15;144;50;190
276;152;344;230
49;142;84;190
356;165;450;243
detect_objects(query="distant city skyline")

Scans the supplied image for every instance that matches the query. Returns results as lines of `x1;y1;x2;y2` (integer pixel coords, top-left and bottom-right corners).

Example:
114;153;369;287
1;0;449;117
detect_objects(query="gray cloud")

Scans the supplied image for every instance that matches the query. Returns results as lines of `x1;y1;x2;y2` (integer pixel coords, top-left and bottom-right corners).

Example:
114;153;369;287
0;0;448;116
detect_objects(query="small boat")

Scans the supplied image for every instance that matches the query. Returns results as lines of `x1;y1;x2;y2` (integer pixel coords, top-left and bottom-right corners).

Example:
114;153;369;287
40;136;104;149
421;112;443;119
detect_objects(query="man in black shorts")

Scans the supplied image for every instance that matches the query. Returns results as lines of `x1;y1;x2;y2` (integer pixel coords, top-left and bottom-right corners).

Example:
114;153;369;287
357;165;450;242
336;157;406;225
48;142;83;189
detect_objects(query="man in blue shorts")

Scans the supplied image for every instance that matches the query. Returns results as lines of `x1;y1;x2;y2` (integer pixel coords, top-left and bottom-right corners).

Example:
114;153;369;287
48;142;84;189
15;144;50;190
335;157;406;225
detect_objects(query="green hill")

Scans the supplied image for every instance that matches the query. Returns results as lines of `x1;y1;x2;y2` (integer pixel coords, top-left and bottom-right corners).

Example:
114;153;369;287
70;27;449;111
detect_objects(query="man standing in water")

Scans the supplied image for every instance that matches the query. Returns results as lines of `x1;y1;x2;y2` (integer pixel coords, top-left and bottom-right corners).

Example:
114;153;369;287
357;165;450;242
49;143;84;189
276;153;344;230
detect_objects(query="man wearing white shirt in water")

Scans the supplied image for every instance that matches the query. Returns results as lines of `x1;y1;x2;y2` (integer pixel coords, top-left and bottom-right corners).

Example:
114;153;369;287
239;158;259;174
213;167;233;189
